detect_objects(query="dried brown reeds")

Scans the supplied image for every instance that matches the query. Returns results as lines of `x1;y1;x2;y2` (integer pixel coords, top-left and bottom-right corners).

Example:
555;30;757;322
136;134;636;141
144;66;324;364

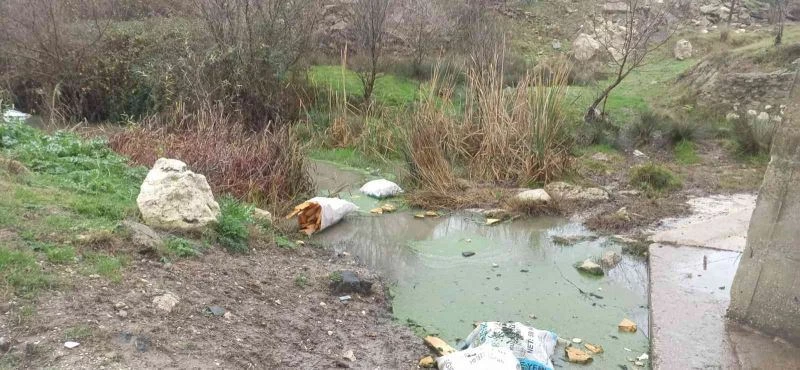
109;101;313;213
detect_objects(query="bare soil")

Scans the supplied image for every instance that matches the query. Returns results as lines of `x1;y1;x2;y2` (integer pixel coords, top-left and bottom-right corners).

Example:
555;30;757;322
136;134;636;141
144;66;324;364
1;243;428;369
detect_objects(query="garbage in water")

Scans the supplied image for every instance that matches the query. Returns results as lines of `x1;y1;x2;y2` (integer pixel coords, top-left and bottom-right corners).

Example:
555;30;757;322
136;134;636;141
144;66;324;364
571;338;582;344
459;322;558;370
618;318;637;333
425;211;439;217
424;335;457;356
359;179;403;199
286;197;358;235
64;341;80;349
437;344;520;370
461;251;476;257
338;295;351;302
565;346;593;364
584;343;604;354
486;218;502;226
369;203;397;215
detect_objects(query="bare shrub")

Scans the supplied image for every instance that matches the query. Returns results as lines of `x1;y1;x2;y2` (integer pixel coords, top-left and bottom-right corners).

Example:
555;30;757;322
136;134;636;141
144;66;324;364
0;0;111;123
109;103;313;212
350;0;392;103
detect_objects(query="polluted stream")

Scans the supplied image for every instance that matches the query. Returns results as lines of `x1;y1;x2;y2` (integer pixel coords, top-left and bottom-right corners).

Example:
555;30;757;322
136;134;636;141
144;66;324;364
310;161;650;368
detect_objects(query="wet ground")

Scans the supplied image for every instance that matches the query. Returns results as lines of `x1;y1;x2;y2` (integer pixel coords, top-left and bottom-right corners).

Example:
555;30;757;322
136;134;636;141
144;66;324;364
309;160;651;368
648;194;800;369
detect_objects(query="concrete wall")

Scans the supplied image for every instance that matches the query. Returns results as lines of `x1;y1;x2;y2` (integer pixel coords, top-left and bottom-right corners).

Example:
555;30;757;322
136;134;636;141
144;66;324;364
729;69;800;343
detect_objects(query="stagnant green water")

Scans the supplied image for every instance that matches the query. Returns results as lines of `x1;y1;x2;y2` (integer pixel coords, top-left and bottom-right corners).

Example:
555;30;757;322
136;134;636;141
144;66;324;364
310;161;650;368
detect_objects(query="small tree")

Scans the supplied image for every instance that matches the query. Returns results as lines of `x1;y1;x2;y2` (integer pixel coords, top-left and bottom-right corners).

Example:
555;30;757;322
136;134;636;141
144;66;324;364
401;0;449;77
721;0;739;42
585;0;678;122
771;0;786;46
351;0;392;103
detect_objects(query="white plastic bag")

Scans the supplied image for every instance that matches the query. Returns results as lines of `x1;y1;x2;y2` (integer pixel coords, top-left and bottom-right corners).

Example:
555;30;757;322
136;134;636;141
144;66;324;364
286;197;358;235
2;109;31;121
463;322;558;370
359;179;403;199
437;344;521;370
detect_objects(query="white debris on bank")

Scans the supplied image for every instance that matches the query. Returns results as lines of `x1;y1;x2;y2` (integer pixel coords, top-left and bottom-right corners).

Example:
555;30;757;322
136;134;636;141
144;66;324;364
2;109;31;121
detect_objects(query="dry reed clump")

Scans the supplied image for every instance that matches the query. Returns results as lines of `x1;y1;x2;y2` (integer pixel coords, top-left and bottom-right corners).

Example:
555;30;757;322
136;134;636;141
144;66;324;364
403;55;574;209
464;54;573;185
108;102;313;213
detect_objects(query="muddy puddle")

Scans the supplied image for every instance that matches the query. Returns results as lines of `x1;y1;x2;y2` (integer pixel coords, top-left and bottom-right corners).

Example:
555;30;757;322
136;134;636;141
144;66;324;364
309;160;650;368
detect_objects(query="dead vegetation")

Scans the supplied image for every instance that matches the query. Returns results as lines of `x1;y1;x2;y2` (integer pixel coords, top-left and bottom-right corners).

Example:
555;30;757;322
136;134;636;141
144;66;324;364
109;103;313;213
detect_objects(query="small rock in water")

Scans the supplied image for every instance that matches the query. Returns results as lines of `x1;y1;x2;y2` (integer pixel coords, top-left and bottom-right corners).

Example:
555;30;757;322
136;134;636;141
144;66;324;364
64;341;80;349
520;269;530;273
565;346;593;364
491;263;499;268
419;355;436;368
576;259;604;276
637;353;649;361
462;251;476;257
619;318;638;333
584;343;604;354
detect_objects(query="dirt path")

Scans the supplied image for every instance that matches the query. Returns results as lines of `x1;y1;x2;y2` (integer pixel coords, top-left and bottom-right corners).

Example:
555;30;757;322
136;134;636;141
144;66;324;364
2;244;428;369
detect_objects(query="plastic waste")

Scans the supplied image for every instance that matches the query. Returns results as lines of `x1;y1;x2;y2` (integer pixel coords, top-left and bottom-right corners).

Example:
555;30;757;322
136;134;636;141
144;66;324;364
461;322;558;370
2;109;31;121
437;344;521;370
286;197;358;235
359;179;403;199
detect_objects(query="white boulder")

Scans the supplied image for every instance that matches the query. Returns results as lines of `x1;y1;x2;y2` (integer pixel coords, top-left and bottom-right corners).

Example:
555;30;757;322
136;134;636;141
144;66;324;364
674;39;692;61
545;182;610;203
137;158;220;231
572;33;601;62
516;189;552;206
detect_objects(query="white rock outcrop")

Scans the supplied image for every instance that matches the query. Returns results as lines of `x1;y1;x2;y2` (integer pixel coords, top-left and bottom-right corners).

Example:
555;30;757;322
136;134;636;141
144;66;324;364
516;189;552;206
137;158;220;231
572;33;602;62
674;39;693;61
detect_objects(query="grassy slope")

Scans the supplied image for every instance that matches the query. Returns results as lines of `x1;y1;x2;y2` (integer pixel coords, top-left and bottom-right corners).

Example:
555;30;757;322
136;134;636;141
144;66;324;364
0;122;144;298
308;65;421;107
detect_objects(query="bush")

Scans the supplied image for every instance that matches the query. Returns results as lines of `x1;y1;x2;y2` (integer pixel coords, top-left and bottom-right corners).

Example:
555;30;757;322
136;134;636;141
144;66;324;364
626;111;668;146
630;163;681;193
108;103;313;211
731;116;775;156
216;197;254;254
674;140;700;165
164;237;199;258
666;119;701;144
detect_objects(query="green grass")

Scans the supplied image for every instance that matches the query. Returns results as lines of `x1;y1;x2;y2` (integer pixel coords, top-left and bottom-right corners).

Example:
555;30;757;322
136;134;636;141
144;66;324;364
0;248;52;298
164;237;200;258
674;140;700;165
294;274;309;288
630;163;682;194
309;65;420;107
0;121;148;295
83;253;126;283
215;196;253;254
567;58;696;125
45;245;76;264
64;324;93;341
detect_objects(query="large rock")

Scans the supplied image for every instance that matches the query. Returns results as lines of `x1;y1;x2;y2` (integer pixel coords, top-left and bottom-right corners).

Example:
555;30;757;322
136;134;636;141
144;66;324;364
137;158;220;231
572;33;601;62
674;39;692;61
544;182;610;203
516;189;552;206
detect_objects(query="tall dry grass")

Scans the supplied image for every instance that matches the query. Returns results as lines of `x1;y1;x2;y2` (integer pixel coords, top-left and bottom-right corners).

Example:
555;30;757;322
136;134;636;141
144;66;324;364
406;54;573;196
465;54;573;185
109;101;313;213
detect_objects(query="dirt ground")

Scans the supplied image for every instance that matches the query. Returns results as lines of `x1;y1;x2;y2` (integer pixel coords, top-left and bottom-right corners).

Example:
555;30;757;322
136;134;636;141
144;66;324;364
1;243;428;369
